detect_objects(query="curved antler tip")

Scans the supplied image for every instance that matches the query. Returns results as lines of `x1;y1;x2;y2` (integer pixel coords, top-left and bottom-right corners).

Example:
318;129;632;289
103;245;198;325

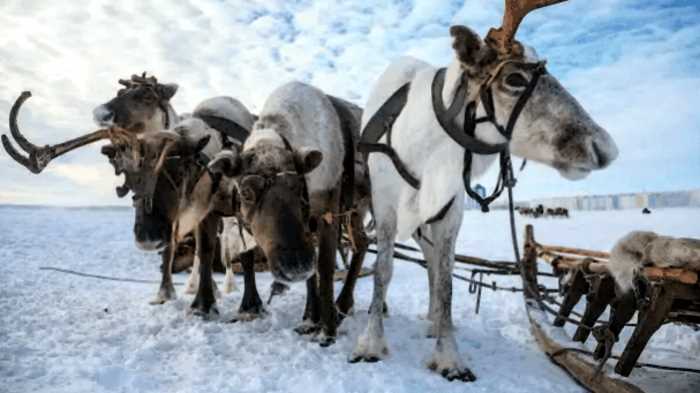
20;91;32;98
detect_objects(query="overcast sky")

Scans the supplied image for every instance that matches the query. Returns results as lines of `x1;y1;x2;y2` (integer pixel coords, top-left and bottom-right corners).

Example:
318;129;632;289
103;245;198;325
1;0;698;206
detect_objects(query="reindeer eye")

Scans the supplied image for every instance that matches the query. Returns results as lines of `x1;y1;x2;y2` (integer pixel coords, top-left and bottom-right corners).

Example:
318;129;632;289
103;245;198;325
241;187;256;204
505;73;529;88
240;175;265;204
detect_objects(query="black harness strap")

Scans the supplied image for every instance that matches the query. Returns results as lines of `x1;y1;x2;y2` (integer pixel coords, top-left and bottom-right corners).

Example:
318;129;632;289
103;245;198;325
358;83;420;188
426;197;455;224
432;69;508;155
196;114;250;146
326;95;358;213
159;101;172;129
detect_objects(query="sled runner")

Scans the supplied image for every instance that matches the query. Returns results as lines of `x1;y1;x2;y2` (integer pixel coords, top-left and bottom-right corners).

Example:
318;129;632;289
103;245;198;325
520;225;700;393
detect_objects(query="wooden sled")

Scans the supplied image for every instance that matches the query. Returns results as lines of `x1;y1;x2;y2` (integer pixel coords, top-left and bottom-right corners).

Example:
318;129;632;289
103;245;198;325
520;225;700;393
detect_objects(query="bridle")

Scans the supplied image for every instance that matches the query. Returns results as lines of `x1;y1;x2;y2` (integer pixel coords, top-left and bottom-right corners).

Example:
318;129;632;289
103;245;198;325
432;59;547;212
232;136;313;235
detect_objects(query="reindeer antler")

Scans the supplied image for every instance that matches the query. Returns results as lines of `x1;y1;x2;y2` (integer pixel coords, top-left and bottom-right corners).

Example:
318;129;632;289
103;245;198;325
485;0;567;57
117;72;159;89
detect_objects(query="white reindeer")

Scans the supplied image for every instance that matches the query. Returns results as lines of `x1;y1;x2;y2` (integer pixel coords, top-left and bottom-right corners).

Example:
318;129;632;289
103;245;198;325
350;0;618;382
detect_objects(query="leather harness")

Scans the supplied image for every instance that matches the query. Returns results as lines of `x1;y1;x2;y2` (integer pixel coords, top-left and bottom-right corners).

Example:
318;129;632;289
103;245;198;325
358;61;547;217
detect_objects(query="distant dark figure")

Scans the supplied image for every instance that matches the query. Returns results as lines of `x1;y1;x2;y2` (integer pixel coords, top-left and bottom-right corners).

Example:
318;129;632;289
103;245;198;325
553;207;569;218
535;204;545;218
642;208;651;214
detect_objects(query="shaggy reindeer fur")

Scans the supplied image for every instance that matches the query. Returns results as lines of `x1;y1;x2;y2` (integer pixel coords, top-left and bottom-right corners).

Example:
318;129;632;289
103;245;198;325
609;231;700;292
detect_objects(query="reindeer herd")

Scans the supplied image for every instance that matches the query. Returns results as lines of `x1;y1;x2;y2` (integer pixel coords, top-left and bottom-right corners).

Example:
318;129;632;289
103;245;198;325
518;205;570;218
2;0;618;383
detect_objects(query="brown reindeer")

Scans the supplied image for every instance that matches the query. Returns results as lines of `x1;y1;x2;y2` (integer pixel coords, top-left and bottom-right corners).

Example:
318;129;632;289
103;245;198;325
2;74;256;304
100;86;370;325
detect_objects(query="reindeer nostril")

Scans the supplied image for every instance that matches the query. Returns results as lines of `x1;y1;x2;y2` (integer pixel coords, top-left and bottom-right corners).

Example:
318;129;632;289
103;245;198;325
592;141;608;168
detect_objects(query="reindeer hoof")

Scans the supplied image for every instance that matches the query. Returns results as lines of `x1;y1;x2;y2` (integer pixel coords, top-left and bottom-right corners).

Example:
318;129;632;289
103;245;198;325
294;320;321;336
189;304;219;320
427;358;476;382
149;287;176;305
435;367;476;382
229;309;266;323
348;334;388;363
189;295;218;319
312;331;336;347
348;355;381;363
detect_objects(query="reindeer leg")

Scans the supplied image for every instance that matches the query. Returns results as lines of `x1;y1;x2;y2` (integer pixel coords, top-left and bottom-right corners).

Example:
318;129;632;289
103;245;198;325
189;216;219;318
425;199;475;382
315;214;339;347
349;217;395;363
336;211;368;324
150;242;177;305
231;247;265;322
413;225;438;337
184;252;200;295
295;275;322;335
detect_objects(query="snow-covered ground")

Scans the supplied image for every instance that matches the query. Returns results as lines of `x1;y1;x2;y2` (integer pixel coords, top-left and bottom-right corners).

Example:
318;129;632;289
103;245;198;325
1;206;698;393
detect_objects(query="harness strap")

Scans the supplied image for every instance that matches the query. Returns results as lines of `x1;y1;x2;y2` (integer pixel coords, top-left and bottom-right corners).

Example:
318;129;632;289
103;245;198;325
326;95;357;213
426;197;455;224
278;134;311;222
159;101;171;129
358;83;420;188
197;114;250;146
432;68;508;155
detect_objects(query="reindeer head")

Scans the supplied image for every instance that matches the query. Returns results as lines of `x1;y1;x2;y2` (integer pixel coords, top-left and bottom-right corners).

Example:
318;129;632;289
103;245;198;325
450;0;618;180
102;118;217;250
208;128;322;283
93;73;178;133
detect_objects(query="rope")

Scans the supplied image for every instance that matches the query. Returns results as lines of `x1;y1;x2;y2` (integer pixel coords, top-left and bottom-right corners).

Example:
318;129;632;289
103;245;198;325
367;248;559;295
40;266;195;286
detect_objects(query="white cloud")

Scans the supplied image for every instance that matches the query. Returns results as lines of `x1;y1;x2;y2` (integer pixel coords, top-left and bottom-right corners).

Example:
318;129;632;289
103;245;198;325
1;0;698;205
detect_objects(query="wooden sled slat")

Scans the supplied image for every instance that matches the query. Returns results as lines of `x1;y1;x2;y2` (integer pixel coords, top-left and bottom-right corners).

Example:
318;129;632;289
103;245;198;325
536;247;699;286
522;225;647;393
526;306;645;393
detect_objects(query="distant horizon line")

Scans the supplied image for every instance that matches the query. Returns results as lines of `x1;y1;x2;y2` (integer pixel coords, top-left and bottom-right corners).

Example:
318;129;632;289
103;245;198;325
2;188;699;209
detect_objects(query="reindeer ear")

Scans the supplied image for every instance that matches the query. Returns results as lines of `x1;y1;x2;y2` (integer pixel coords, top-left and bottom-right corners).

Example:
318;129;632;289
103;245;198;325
450;25;496;70
208;149;241;177
158;83;178;100
295;147;323;174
